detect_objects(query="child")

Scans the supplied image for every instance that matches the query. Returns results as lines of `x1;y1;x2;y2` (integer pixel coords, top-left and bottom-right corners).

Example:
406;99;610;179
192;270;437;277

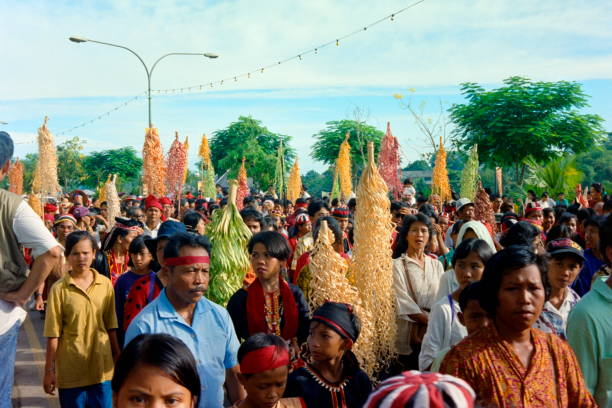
234;333;304;408
112;334;200;408
419;239;494;370
430;281;491;371
284;302;372;408
534;238;583;339
43;231;119;407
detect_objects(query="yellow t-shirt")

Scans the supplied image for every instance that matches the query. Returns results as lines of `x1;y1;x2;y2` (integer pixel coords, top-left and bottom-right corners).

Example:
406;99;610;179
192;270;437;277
43;268;118;388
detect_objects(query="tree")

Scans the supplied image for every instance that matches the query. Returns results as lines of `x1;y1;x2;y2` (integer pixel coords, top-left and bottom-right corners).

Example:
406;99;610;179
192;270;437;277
404;160;431;171
524;155;583;196
209;116;295;190
311;120;384;181
576;132;612;189
302;169;333;199
82;147;143;191
449;76;605;185
21;153;39;192
57;136;86;191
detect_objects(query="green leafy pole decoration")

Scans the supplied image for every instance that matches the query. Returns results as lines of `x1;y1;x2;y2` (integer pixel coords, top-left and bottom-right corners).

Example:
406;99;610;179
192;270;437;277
460;144;479;200
273;138;287;200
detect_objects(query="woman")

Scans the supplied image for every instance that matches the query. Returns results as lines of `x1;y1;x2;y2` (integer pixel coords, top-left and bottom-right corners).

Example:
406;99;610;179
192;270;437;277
392;213;445;369
112;334;200;408
182;211;207;235
43;231;120;407
500;221;545;254
101;217;143;286
440;246;595;407
288;213;311;273
227;231;310;346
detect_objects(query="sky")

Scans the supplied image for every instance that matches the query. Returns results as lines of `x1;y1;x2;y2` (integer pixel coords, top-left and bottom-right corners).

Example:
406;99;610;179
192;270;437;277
1;0;611;173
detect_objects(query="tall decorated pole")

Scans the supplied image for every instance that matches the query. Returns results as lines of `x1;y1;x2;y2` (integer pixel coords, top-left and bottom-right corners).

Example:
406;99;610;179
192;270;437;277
377;122;402;199
287;157;302;203
273;138;287;200
103;174;121;229
35;117;61;197
236;157;249;210
8;159;24;195
460;144;479;201
431;136;451;203
166;132;187;200
198;134;217;199
142;127;166;196
337;132;352;201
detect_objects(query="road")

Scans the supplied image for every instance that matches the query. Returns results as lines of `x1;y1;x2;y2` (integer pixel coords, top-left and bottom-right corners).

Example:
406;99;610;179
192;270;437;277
12;310;59;408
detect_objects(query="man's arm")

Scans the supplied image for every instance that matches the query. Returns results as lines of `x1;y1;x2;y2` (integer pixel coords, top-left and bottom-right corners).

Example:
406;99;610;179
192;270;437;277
43;338;58;395
1;246;61;307
225;365;246;403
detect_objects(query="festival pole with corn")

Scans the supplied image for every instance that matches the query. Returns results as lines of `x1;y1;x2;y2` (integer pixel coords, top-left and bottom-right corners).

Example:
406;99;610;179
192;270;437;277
8;159;24;195
273;139;287;200
35;117;61;197
103;174;121;230
206;180;252;306
198;134;217;199
166;132;187;200
236;157;249;211
337;132;352;202
377;122;402;199
350;141;397;373
287;157;302;203
431;136;451;203
142;127;166;196
460;144;479;201
474;180;497;233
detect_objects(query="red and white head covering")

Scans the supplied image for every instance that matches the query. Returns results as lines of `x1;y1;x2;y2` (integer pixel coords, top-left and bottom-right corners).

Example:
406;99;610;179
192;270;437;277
295;213;310;225
364;370;475;408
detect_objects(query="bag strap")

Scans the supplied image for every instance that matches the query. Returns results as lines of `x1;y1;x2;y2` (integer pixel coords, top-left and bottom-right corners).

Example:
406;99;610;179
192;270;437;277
402;257;423;313
448;294;455;325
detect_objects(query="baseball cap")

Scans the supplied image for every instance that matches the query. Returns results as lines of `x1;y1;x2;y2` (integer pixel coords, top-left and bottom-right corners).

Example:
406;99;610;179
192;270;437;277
546;238;584;261
455;198;474;212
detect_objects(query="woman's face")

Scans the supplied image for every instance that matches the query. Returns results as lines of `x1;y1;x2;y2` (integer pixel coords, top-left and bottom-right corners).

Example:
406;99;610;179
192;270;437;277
120;230;141;252
454;251;486;288
298;222;311;235
584;225;599;251
131;248;153;273
547;256;581;290
496;264;545;332
240;366;288;408
196;219;206;235
563;218;577;234
250;242;282;282
68;239;95;272
527;211;543;223
114;363;196;408
406;221;429;251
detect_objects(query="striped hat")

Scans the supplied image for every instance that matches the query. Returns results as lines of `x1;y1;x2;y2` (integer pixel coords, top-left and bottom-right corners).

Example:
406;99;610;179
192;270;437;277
363;370;475;408
332;207;350;220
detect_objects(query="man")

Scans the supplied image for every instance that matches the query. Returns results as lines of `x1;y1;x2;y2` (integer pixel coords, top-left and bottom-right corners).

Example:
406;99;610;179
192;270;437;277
540;192;556;209
567;215;612;407
0;131;61;405
125;233;244;408
445;198;475;248
332;206;352;256
159;196;176;221
542;207;555;234
556;192;569;207
240;208;265;235
143;195;163;238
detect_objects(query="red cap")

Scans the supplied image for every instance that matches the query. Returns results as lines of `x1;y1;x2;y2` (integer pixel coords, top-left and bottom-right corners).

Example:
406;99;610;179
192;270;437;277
159;197;173;206
44;203;57;213
145;195;163;211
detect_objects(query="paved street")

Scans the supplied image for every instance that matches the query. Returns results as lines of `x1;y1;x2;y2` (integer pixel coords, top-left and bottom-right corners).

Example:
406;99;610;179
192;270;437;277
12;310;59;408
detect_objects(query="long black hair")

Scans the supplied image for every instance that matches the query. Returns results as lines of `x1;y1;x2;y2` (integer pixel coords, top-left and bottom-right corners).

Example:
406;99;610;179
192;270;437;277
247;231;291;261
112;334;200;402
392;213;433;259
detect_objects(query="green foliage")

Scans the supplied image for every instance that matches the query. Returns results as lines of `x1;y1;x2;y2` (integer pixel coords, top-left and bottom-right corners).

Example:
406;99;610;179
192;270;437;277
302;169;333;198
576;132;612;189
311;120;384;179
459;145;479;200
209;116;295;190
450;76;605;184
404;160;431;171
21;153;38;192
82;147;143;191
57;137;86;191
524;155;584;196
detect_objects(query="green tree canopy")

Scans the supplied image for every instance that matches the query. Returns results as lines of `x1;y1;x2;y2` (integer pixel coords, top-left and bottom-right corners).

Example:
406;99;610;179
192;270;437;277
576;132;612;189
302;169;333;198
404;160;431;171
310;120;384;179
82;147;142;191
449;76;605;184
57;136;86;191
209;116;295;190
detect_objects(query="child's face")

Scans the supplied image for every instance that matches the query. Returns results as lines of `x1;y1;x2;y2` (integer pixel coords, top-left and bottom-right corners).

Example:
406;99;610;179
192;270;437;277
547;255;582;290
131;248;153;272
240;366;288;408
458;300;491;334
454;251;486;288
307;322;347;362
113;363;195;408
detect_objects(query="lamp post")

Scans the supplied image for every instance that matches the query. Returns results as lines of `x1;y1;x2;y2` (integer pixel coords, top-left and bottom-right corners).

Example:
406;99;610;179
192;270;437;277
69;36;218;127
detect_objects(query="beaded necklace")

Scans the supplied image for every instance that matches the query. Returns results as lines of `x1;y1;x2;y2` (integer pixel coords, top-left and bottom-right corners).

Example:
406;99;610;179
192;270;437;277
264;290;281;335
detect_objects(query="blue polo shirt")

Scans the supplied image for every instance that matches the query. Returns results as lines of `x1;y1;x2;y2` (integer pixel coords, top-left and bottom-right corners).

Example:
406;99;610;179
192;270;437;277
125;289;239;408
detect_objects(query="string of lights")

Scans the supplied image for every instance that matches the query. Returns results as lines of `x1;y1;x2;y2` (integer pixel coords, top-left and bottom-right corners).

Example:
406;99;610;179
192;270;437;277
50;0;426;137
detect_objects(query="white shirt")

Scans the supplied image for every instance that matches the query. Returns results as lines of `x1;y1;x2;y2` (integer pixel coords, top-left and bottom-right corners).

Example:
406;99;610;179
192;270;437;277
143;222;161;238
419;296;467;370
435;269;459;302
393;254;444;355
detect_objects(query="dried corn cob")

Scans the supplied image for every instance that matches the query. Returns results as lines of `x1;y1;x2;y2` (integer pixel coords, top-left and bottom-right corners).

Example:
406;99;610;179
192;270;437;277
8;159;24;195
377;122;402;199
287;157;302;203
142;127;166;196
104;174;121;229
206;180;252;306
236;157;249;210
350;142;396;373
166;132;187;198
431;136;451;203
460;144;479;201
35;117;61;196
337;132;352;200
198;134;217;199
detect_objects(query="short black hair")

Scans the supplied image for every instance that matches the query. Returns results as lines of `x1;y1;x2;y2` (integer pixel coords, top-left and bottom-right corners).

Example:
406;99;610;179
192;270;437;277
558;212;578;225
237;333;289;378
126;206;143;218
0;131;14;166
499;221;540;248
247;231;291;261
600;215;612;264
392;213;433;259
479;246;548;316
163;232;212;261
182;211;205;233
603;199;612;212
347;198;356;210
240;208;264;227
458;281;483;312
312;216;343;246
542;207;554;217
452;238;495;268
591;182;603;193
418;204;437;222
112;334;200;401
583;216;605;231
545;224;572;243
64;230;97;257
307;200;330;218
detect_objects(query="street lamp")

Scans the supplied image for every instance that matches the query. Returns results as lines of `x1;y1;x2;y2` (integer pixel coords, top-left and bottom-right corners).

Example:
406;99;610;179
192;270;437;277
69;36;218;127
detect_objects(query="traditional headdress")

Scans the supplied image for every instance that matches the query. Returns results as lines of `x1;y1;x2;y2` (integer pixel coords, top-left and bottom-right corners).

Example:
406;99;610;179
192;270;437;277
311;302;359;342
144;194;163;211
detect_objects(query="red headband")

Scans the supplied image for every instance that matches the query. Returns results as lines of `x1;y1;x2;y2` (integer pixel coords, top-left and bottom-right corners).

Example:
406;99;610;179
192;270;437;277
115;222;141;231
164;256;210;266
240;345;289;375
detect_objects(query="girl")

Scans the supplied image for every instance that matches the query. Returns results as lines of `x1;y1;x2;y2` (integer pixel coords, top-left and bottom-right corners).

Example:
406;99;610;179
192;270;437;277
43;231;119;408
114;235;156;347
227;231;310;345
534;238;583;339
182;211;207;235
112;334;200;408
285;302;372;408
102;217;143;285
234;333;304;408
419;238;494;370
392;214;445;369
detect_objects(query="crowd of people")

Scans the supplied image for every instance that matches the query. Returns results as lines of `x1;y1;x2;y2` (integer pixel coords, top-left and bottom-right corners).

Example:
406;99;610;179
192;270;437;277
0;129;611;407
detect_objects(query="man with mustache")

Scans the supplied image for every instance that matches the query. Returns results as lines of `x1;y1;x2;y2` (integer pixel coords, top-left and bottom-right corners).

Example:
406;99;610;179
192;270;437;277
124;232;245;408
